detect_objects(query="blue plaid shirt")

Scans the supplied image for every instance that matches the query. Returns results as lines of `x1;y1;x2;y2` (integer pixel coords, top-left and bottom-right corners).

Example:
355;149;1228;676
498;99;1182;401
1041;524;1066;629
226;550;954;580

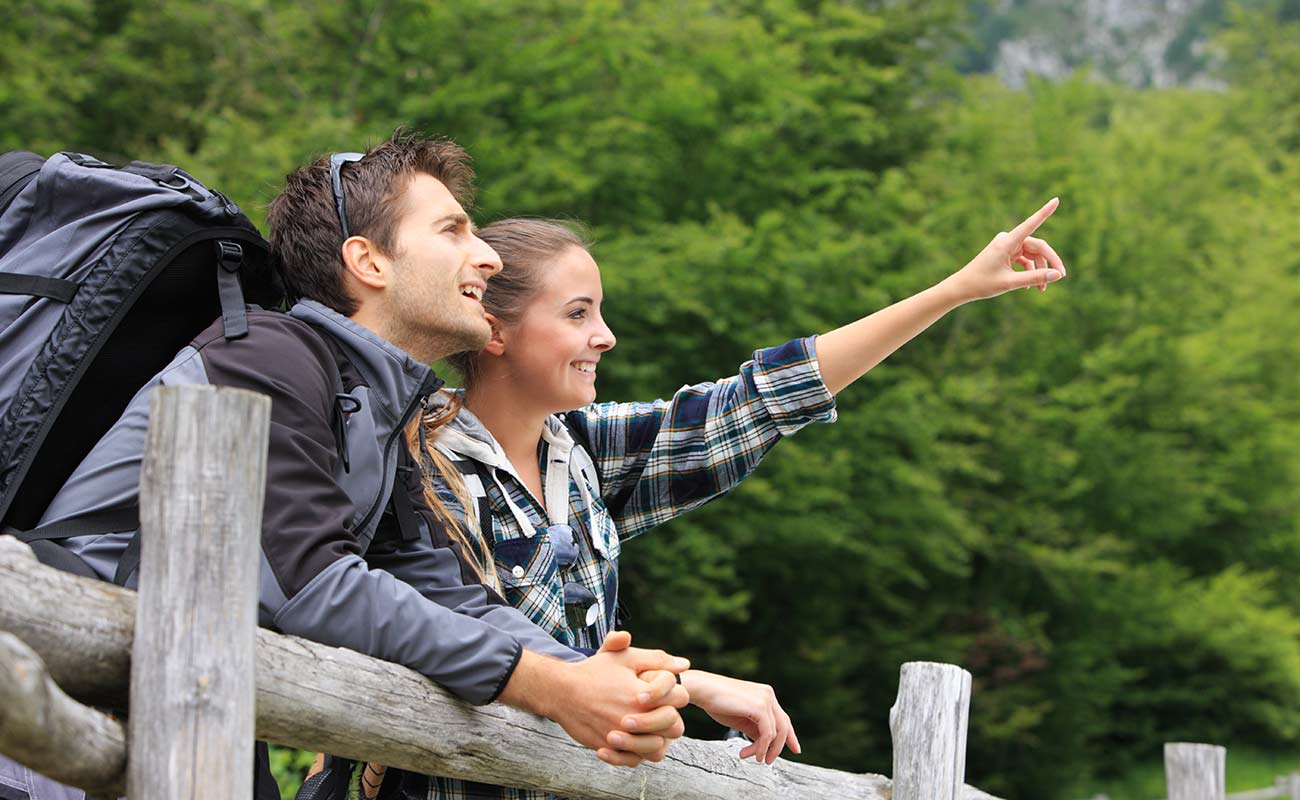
426;336;836;800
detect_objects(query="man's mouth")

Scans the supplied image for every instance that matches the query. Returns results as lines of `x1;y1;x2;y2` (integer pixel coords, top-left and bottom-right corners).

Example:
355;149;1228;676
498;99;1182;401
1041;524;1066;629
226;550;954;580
460;283;484;302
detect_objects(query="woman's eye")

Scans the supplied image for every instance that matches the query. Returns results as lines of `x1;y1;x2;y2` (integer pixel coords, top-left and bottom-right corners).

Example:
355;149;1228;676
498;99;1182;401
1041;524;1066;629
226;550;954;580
568;309;587;319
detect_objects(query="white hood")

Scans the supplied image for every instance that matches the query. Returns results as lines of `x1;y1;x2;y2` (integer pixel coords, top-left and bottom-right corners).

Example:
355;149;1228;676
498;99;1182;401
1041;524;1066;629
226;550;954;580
431;392;590;531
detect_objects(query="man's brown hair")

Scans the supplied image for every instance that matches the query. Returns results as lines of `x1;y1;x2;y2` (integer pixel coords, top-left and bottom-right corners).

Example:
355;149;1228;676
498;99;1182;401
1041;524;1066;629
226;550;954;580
267;128;476;315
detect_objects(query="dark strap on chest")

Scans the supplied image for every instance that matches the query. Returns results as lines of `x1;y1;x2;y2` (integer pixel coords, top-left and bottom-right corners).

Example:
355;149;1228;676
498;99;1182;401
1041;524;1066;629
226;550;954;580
451;458;495;541
8;505;140;583
391;465;424;545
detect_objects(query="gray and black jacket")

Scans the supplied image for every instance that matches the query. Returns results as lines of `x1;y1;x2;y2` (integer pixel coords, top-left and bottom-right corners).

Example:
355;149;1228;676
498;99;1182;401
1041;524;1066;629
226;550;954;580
37;299;581;704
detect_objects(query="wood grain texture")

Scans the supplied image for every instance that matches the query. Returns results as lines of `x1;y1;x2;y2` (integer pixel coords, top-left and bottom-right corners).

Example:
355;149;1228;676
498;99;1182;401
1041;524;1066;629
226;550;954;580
0;631;126;799
0;541;1004;800
890;661;973;800
0;536;131;708
129;386;270;800
1165;743;1226;800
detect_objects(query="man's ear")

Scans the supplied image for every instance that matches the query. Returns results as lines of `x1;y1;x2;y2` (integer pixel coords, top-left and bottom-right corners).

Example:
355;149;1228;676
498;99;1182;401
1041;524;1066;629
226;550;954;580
482;313;507;356
340;236;389;291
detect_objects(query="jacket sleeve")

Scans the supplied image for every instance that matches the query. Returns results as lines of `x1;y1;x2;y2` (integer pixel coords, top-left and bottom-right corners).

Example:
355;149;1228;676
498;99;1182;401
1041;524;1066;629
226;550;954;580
573;336;837;539
199;317;535;704
365;527;586;666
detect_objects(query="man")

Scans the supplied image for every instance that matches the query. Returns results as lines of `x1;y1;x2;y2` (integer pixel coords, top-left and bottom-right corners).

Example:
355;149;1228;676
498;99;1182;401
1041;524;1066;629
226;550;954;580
0;130;688;799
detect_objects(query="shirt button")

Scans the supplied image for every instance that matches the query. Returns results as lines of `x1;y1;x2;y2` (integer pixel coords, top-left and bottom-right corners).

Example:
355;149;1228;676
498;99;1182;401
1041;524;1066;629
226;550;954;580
511;565;525;579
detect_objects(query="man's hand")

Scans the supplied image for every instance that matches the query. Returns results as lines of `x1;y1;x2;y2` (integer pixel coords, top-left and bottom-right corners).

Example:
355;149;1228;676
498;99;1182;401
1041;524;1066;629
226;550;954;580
943;198;1068;303
500;631;690;767
681;670;799;765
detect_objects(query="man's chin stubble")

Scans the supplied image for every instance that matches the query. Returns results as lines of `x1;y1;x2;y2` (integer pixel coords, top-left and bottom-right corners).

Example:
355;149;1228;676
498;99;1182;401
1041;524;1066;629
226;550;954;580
416;325;490;365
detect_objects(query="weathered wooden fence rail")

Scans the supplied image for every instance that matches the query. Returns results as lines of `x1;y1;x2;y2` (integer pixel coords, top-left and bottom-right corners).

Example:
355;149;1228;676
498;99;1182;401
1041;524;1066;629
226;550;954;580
1083;747;1300;800
0;385;1004;800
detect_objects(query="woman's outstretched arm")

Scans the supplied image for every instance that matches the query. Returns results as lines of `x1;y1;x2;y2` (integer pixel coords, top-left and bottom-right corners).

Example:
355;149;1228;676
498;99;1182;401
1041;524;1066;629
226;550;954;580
817;198;1067;395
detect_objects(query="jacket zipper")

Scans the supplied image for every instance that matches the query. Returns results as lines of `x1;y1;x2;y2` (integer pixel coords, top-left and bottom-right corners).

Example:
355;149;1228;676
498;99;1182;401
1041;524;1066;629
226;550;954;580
352;370;444;538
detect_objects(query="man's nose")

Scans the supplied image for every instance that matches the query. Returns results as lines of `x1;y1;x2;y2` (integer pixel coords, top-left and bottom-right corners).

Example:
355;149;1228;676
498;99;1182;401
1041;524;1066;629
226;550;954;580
472;236;503;277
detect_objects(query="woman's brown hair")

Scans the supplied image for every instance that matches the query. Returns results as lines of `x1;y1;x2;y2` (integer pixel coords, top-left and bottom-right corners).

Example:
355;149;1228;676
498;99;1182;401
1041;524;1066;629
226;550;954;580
404;393;495;586
422;219;593;579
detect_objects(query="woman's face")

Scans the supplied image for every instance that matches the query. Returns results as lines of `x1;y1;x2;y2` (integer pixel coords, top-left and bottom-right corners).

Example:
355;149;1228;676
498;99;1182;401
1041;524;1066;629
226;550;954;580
499;246;616;412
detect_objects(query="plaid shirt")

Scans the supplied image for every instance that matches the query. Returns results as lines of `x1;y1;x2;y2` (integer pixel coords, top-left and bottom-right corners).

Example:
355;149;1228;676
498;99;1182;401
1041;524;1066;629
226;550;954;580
425;336;836;800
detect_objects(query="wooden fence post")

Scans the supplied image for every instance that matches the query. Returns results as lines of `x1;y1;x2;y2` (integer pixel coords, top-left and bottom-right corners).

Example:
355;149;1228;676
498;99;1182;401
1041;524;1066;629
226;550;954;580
889;661;973;800
1164;743;1226;800
128;385;270;800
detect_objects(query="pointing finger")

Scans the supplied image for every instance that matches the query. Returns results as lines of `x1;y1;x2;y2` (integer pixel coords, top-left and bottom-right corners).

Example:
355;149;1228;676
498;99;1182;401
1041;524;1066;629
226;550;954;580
1007;197;1059;247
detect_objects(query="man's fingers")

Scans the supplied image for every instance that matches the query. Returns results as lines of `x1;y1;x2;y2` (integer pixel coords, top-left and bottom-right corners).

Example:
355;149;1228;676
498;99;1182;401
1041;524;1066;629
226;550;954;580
662;684;690;709
1007;197;1059;247
606;730;668;756
596;748;643;768
622;705;684;737
625;646;690;674
599;630;632;652
636;670;678;705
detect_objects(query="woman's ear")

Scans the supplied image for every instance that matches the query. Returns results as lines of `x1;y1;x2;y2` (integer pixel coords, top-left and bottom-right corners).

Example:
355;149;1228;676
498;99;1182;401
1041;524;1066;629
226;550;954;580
482;313;507;356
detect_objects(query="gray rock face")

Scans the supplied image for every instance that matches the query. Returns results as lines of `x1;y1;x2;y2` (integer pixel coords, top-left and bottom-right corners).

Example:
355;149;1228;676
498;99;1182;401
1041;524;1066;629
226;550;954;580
971;0;1228;88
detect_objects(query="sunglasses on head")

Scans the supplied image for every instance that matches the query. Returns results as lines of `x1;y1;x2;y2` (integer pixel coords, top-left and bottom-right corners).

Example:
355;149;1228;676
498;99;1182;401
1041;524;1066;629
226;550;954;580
329;152;365;240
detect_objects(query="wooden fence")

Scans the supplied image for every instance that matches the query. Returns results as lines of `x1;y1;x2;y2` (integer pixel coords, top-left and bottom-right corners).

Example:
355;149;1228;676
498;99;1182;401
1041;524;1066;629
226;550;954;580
1084;745;1300;800
0;385;1013;799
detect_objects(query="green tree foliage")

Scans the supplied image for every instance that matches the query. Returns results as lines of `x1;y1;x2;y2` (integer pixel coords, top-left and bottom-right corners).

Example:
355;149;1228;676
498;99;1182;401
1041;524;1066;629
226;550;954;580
5;2;1299;797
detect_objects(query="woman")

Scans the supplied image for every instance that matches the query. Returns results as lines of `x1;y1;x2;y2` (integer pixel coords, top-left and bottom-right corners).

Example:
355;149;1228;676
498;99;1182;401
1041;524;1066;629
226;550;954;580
373;200;1065;799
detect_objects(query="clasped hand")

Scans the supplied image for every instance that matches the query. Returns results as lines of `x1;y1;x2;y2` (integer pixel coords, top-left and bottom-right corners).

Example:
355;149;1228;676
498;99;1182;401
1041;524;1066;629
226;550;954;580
568;630;691;767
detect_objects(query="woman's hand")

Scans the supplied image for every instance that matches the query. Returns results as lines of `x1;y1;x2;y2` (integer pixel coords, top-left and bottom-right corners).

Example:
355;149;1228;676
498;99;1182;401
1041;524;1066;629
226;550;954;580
815;197;1069;394
942;197;1067;303
680;670;800;765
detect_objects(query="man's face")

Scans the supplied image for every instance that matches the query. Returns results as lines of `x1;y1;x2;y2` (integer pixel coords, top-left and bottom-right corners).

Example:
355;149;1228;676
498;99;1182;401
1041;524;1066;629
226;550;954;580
383;174;502;363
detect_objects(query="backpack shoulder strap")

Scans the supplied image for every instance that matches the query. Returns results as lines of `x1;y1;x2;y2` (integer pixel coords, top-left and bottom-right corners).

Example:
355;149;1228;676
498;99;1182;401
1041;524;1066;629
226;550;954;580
4;505;139;581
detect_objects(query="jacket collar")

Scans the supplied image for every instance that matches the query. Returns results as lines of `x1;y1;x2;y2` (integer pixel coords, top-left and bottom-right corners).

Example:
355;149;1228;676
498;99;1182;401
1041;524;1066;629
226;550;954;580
288;300;442;423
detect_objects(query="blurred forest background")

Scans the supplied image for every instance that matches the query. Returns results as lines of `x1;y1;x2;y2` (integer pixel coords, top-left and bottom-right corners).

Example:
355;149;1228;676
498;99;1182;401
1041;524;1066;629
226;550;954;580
5;0;1299;797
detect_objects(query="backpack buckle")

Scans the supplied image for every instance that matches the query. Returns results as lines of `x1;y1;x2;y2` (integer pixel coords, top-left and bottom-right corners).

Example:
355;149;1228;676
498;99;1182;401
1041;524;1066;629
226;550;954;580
217;240;243;273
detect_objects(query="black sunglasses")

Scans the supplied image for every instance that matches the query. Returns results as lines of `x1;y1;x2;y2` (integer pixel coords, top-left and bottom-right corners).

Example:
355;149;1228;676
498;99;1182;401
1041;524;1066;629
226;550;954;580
329;152;365;240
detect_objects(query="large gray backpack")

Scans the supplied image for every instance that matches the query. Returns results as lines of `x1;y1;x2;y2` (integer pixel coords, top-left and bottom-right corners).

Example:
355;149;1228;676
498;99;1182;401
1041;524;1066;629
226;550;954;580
0;151;282;574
